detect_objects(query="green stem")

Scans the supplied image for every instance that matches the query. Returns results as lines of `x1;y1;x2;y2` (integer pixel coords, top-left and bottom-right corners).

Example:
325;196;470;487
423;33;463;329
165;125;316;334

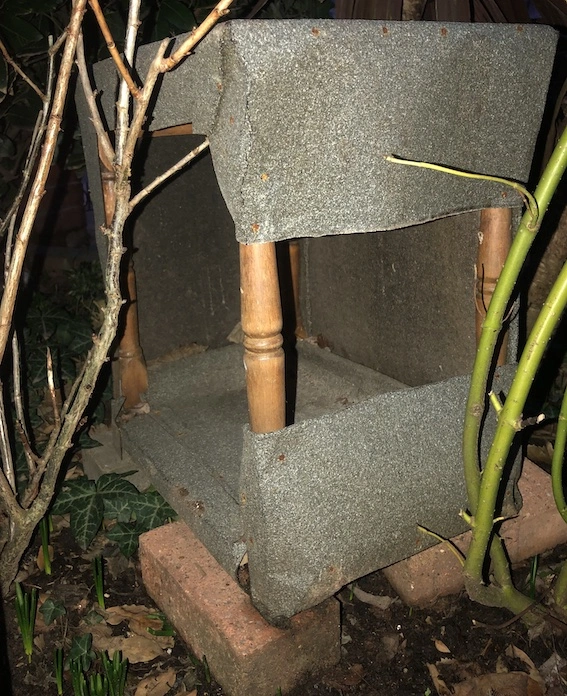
463;124;567;517
551;385;567;523
39;516;51;575
554;560;567;609
465;257;567;588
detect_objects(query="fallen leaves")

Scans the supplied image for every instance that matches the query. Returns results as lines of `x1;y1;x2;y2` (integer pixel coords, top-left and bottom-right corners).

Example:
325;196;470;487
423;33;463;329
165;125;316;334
427;643;560;696
134;667;177;696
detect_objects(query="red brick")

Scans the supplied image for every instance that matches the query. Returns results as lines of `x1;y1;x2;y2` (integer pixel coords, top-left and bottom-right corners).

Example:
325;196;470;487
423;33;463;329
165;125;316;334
139;522;340;696
383;460;567;605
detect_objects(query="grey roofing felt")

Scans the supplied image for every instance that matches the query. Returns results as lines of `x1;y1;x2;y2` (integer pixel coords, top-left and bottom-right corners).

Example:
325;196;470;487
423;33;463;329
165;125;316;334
85;20;557;244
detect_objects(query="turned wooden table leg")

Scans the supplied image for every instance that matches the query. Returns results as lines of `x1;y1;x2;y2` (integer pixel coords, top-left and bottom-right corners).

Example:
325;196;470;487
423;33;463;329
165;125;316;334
289;240;307;339
100;162;148;411
240;242;286;434
475;207;512;366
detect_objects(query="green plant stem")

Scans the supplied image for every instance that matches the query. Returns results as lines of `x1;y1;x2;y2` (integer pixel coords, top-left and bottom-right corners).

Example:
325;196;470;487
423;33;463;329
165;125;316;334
15;582;38;663
463;123;567;517
93;556;105;610
464;256;567;597
554;560;567;609
54;647;64;696
551;386;567;523
39;515;51;575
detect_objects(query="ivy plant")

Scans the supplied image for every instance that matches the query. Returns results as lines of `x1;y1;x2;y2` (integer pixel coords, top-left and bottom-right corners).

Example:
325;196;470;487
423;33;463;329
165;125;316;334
51;472;177;554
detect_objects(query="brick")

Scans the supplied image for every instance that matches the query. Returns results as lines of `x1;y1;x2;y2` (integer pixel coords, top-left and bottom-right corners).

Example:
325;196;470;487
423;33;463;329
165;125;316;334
383;460;567;606
139;522;340;696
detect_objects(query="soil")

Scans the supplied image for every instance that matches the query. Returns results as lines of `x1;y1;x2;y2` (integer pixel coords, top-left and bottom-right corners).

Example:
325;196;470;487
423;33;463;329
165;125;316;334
2;517;567;696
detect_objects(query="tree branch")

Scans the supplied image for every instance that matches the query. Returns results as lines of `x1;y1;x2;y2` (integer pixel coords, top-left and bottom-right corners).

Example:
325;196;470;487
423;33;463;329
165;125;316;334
87;0;141;100
0;0;88;368
0;38;46;102
129;138;209;211
160;0;235;72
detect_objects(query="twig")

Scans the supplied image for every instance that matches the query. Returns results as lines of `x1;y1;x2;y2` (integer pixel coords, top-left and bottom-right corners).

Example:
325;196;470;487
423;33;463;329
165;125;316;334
87;0;141;100
76;33;115;171
0;384;16;492
129;138;209;210
46;348;61;431
11;335;35;476
417;524;466;566
0;38;46;102
0;0;88;370
160;0;235;72
49;31;68;56
115;0;141;163
384;154;539;222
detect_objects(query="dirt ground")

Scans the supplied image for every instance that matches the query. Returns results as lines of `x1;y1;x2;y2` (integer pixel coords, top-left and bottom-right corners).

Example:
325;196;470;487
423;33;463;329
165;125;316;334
2;515;567;696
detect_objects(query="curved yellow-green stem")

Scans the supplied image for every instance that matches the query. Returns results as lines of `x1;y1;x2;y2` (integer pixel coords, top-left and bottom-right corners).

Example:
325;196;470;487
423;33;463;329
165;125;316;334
384;154;538;221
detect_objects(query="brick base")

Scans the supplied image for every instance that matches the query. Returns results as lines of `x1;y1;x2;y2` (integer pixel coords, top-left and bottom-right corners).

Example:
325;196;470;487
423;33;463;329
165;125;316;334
139;522;340;696
383;460;567;605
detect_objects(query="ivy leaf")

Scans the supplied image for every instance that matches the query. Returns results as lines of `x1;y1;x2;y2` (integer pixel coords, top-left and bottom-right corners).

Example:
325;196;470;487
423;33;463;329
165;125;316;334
39;598;66;625
51;477;103;549
132;490;177;533
0;134;16;158
68;633;95;672
97;473;139;522
105;521;143;557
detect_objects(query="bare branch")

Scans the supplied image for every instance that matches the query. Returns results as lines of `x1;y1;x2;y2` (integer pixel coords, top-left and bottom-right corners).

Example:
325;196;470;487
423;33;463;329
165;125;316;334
0;384;16;491
0;0;88;368
11;335;35;476
76;32;115;171
115;0;142;163
87;0;141;100
160;0;235;73
129;138;209;211
46;348;61;431
0;37;46;102
49;31;68;56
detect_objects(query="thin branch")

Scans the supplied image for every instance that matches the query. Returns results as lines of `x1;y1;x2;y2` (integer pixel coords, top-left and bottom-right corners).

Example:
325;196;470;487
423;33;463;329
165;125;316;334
129;138;209;210
46;348;61;431
76;32;115;170
0;37;46;102
160;0;235;72
0;384;15;492
49;30;68;56
15;423;41;469
115;0;141;164
11;335;35;476
0;0;88;369
87;0;141;100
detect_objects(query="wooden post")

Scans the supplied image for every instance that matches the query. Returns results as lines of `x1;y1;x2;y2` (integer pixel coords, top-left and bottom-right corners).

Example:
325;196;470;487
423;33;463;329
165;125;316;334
475;208;512;366
100;161;148;411
289;240;307;339
240;242;286;433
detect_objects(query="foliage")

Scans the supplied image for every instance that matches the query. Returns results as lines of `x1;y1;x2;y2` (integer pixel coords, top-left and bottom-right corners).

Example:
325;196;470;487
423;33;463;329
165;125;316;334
51;472;177;553
68;636;128;696
40;596;67;624
14;581;38;663
92;555;105;609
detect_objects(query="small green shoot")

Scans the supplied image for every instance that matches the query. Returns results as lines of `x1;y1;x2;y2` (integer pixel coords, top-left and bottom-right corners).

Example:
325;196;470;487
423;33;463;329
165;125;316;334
54;647;64;696
14;582;38;663
101;650;128;696
70;657;88;696
529;554;539;600
88;672;107;696
146;612;175;637
39;515;52;575
93;555;105;610
202;654;211;684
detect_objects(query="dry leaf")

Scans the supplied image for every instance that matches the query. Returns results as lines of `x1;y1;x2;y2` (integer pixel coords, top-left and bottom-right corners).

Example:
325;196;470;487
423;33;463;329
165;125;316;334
134;667;177;696
92;631;172;663
452;672;544;696
434;639;451;654
352;585;397;610
36;545;53;572
506;644;543;687
427;663;451;696
103;604;172;647
33;634;45;653
322;663;364;690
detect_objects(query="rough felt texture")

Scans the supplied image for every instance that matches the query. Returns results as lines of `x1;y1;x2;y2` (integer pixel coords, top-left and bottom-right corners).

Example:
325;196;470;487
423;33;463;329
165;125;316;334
121;342;406;577
241;363;517;621
83;20;557;244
